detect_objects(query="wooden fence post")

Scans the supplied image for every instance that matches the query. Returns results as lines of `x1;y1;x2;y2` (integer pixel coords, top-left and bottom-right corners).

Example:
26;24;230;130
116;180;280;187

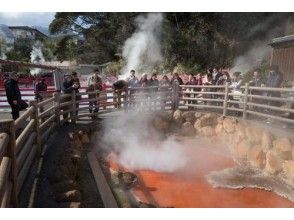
243;83;249;120
29;100;41;156
53;92;61;127
124;88;128;112
0;119;18;207
172;81;179;110
223;82;229;116
71;91;77;123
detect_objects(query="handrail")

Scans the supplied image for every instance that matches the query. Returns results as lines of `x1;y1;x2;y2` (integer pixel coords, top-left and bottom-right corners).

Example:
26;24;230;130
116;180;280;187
14;106;34;129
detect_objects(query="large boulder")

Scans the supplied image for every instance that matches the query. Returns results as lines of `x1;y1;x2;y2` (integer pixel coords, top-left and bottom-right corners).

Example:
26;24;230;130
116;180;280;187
182;111;196;123
181;122;195;136
173;110;184;125
273;138;293;160
194;113;218;132
222;117;238;133
282;160;294;181
194;112;204;119
248;146;265;169
261;131;274;152
265;150;283;175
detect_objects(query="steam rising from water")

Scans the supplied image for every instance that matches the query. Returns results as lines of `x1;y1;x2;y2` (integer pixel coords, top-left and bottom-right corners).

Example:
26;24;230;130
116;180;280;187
30;40;45;75
120;13;163;79
101;112;187;172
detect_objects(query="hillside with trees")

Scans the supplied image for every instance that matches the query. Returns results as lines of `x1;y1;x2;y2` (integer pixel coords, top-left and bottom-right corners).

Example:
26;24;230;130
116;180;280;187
47;12;293;73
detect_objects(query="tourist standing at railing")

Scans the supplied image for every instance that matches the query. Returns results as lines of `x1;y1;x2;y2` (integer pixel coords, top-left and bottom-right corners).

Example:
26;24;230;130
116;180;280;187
248;69;265;108
87;73;103;118
127;69;139;107
112;80;128;109
71;72;81;116
265;65;283;107
34;77;48;115
149;73;160;110
35;77;48;103
212;67;222;85
159;75;171;110
62;73;74;121
171;72;183;85
202;73;213;106
185;73;197;106
4;72;28;120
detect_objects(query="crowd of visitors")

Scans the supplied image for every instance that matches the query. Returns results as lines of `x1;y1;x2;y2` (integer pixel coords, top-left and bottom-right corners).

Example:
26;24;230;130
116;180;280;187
3;64;290;120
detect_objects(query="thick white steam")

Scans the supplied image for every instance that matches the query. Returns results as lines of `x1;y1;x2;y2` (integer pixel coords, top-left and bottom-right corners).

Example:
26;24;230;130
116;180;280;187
120;13;163;79
102;112;187;172
230;41;271;74
30;40;45;75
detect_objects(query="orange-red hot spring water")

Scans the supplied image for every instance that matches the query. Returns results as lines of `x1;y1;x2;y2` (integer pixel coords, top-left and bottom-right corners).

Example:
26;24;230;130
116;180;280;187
107;137;294;208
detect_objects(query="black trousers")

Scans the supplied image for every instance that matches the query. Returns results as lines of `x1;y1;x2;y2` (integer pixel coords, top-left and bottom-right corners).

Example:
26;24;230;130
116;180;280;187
10;104;20;120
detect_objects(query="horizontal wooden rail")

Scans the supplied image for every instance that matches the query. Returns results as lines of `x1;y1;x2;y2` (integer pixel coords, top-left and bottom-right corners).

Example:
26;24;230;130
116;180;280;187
38;105;56;119
39;115;55;132
180;91;225;95
247;94;294;103
180;85;225;89
37;97;55;108
247;110;294;124
247;102;294;113
180;97;224;102
59;101;73;108
0;133;9;159
14;106;34;129
242;86;294;92
0;157;11;200
17;144;37;194
15;119;35;155
16;132;37;175
1;181;12;208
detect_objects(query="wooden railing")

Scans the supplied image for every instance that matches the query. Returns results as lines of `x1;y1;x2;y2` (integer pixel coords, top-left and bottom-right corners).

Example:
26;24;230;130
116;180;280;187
179;82;294;124
1;82;293;207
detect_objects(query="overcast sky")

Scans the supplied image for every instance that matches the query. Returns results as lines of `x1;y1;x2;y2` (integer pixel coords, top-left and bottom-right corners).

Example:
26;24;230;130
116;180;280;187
0;12;55;27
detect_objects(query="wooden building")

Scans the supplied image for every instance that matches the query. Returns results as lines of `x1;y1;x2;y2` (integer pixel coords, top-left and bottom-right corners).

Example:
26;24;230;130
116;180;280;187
269;35;294;84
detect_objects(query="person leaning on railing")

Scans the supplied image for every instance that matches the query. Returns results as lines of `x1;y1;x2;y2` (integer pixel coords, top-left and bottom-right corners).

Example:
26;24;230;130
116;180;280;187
87;73;103;118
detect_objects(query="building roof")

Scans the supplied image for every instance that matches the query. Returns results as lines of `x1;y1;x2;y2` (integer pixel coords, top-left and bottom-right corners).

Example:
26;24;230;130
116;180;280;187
269;35;294;47
8;26;47;38
0;24;14;39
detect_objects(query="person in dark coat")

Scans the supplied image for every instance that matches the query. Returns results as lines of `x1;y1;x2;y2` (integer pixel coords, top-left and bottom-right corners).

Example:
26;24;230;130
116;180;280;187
61;73;74;120
112;80;128;108
35;77;48;102
171;72;183;85
4;72;27;120
266;65;283;106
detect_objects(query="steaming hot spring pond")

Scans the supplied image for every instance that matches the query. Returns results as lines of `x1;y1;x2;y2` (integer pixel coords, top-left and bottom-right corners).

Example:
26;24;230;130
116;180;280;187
93;111;294;208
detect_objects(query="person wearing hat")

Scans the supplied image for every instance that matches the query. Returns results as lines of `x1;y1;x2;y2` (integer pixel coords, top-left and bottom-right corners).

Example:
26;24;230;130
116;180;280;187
4;72;28;120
